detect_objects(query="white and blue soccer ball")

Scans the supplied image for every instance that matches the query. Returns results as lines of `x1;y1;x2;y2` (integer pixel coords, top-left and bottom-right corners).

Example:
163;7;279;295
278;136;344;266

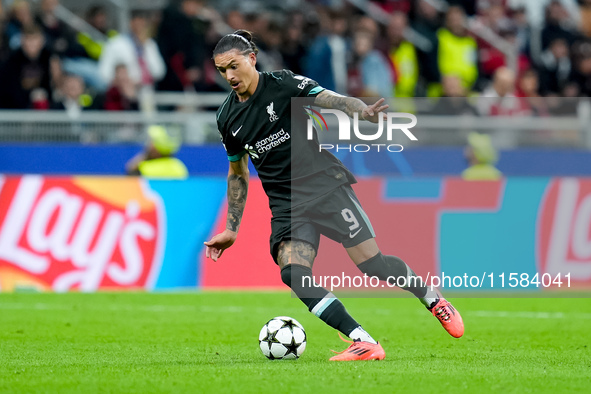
258;316;306;360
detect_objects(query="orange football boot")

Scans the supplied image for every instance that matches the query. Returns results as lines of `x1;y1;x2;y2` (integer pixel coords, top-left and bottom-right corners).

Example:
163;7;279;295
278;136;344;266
430;297;464;338
329;333;385;361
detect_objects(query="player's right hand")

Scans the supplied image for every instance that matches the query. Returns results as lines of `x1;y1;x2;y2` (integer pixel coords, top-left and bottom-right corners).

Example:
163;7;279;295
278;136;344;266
204;229;238;262
362;98;389;123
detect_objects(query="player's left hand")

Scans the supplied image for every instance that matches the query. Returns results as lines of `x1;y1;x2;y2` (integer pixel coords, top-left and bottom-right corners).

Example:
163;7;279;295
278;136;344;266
361;98;389;123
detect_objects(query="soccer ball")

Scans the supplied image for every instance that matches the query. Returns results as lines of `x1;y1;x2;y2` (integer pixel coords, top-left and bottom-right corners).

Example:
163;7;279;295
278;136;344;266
258;316;306;360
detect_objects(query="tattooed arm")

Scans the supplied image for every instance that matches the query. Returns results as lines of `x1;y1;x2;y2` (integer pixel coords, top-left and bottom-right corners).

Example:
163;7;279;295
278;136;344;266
204;154;249;261
226;154;249;232
313;89;389;123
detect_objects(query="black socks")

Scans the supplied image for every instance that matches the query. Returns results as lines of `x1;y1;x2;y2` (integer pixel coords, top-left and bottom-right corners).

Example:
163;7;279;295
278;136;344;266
281;264;360;336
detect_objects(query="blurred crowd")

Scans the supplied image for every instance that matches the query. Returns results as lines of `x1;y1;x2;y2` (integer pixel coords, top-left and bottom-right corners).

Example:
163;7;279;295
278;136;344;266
0;0;590;116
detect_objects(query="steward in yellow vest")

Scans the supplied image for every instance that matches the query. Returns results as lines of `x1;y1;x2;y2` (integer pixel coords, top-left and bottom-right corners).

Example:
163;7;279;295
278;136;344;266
432;6;478;96
387;13;419;97
462;132;502;181
126;126;188;179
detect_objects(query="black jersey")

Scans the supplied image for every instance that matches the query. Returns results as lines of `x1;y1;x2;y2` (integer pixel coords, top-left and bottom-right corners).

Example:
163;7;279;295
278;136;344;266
216;70;356;214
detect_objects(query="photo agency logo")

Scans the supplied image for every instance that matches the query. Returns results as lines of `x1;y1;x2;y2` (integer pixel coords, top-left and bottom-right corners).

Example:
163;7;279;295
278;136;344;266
304;106;418;153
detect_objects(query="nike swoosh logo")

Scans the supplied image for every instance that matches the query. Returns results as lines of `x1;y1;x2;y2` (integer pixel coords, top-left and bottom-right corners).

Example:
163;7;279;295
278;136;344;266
231;125;243;137
349;228;363;238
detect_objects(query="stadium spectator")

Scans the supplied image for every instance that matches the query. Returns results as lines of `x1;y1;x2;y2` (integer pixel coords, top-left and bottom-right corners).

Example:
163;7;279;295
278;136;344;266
437;6;478;94
429;75;479;115
4;0;34;50
0;25;55;109
508;5;532;56
51;73;93;116
35;0;84;58
386;13;419;97
347;30;393;98
478;0;512;34
479;66;525;116
540;0;581;49
355;15;380;42
99;10;165;113
548;81;580;115
516;69;550;116
537;38;571;95
580;0;591;37
194;5;228;92
441;74;468;97
76;4;117;61
462;132;502;180
304;8;349;94
448;0;477;16
280;13;307;75
103;64;139;111
256;19;284;72
240;6;270;49
0;4;8;62
126;125;188;179
225;9;245;31
372;0;412;14
507;0;581;28
58;6;114;91
482;66;515;98
35;0;109;91
99;10;165;87
479;22;531;78
570;43;591;97
411;0;442;96
156;0;207;92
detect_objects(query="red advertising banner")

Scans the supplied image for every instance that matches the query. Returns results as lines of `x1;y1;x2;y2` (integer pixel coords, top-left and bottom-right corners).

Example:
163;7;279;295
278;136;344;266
0;176;165;292
201;179;283;288
538;178;591;283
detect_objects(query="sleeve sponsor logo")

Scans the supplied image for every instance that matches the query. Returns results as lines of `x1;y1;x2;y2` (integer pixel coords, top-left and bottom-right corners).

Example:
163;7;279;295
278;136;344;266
293;75;311;89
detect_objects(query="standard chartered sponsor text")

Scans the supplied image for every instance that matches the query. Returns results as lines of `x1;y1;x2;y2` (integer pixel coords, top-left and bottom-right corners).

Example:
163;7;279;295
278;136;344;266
255;129;290;153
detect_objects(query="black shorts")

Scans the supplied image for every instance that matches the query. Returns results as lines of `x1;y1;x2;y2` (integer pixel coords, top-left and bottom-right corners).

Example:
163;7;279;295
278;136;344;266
270;184;376;264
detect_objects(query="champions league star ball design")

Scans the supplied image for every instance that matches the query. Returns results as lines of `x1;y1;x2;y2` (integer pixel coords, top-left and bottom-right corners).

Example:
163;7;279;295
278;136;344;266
259;316;307;360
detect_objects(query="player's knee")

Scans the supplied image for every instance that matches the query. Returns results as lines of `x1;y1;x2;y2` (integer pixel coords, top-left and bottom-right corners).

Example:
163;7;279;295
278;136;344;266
385;255;407;272
280;264;293;287
277;240;316;269
357;253;407;279
280;263;312;288
356;252;385;277
276;241;290;268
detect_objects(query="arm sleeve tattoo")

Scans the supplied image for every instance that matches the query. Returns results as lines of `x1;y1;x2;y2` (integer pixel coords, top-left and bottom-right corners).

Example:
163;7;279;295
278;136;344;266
313;90;368;119
226;174;248;232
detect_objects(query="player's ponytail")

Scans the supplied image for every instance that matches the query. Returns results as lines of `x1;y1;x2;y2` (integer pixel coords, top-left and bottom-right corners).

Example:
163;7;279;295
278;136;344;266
213;29;259;57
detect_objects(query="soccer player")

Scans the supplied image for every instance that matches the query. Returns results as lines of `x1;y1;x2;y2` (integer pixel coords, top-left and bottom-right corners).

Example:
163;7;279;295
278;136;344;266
205;30;464;361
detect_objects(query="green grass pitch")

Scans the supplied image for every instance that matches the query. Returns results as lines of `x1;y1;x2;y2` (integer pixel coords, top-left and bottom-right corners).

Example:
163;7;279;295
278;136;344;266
1;292;590;393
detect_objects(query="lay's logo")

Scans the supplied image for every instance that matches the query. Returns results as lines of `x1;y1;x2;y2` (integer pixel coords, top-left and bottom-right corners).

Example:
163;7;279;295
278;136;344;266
0;175;164;292
538;178;591;284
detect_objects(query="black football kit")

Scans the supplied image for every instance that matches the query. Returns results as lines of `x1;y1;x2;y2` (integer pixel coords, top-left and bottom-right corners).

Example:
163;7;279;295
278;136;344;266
216;70;375;261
